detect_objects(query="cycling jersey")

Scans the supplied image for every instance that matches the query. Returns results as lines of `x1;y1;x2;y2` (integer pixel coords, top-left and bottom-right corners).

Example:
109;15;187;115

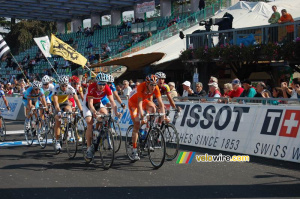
43;84;54;103
52;84;76;104
159;83;171;95
101;82;116;105
23;87;45;108
0;90;5;98
129;82;161;105
86;83;112;104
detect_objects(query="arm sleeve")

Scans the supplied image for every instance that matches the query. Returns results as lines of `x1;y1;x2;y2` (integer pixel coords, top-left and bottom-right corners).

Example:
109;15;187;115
154;86;161;98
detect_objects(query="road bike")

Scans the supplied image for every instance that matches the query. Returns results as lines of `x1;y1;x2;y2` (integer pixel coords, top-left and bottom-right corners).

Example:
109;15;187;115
0;108;7;142
125;113;166;169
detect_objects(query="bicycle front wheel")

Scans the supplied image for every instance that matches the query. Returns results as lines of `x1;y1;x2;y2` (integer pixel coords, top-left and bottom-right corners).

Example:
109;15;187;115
0;117;6;142
65;123;78;159
99;129;115;170
24;120;34;146
164;123;179;161
125;125;135;161
147;127;166;169
37;120;48;149
112;121;122;153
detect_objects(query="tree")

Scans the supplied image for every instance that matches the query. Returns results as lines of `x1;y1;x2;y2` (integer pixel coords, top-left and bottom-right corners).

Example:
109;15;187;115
5;20;57;54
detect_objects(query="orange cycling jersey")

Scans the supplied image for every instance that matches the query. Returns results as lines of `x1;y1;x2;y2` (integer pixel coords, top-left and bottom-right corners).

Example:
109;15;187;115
128;82;161;106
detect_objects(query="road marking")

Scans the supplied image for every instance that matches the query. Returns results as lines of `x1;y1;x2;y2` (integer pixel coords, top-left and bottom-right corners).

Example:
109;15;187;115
6;130;25;135
0;139;53;147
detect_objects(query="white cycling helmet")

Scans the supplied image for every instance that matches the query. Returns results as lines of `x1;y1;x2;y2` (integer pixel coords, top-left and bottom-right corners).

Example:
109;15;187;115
58;75;69;85
96;72;108;82
155;72;166;79
42;75;50;84
32;81;42;88
107;74;114;83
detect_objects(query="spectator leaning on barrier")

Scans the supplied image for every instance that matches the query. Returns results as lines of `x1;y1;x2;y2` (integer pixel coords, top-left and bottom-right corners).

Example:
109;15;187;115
268;5;280;43
255;82;271;98
206;82;221;102
182;81;194;97
223;83;233;97
168;82;178;100
193;82;206;97
278;9;294;43
123;80;132;99
281;78;300;100
271;87;285;105
228;78;244;99
240;79;256;98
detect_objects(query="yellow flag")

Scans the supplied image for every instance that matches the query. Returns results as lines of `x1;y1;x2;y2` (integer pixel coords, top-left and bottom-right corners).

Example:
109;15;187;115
50;34;87;67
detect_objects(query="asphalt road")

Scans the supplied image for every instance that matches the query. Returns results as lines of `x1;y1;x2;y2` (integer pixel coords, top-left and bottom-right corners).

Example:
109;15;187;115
0;120;300;199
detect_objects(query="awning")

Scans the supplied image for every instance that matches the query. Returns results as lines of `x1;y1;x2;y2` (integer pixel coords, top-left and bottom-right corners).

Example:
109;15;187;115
90;52;165;71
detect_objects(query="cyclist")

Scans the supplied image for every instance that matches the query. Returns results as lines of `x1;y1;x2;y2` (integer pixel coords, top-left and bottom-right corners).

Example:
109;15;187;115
23;81;48;129
84;72;121;159
0;85;10;134
154;72;179;112
101;74;126;108
41;75;54;108
52;75;83;152
70;75;84;101
128;74;165;160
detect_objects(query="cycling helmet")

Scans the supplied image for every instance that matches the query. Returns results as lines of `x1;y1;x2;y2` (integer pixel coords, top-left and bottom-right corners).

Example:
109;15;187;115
155;72;166;79
96;72;108;82
107;74;114;83
145;74;158;84
32;81;42;88
42;75;50;84
58;75;69;85
71;75;80;83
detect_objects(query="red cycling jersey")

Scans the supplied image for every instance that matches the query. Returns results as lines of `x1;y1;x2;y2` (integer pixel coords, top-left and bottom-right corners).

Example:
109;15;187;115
86;83;112;104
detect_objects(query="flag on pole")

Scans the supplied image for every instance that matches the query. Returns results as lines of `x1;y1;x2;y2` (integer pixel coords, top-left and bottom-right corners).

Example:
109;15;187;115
34;36;52;58
0;35;10;59
49;34;87;67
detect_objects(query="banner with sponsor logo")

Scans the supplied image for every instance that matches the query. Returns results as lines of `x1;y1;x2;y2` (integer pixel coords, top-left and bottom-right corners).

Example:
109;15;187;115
117;101;300;163
1;97;24;120
136;1;155;14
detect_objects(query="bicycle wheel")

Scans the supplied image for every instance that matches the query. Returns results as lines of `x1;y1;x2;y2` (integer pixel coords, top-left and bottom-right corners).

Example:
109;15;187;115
99;129;114;169
47;114;55;138
81;126;92;163
0;117;6;142
24;119;34;146
164;123;179;161
76;117;86;143
112;121;122;153
147;127;166;169
65;123;78;159
125;125;135;161
37;120;48;149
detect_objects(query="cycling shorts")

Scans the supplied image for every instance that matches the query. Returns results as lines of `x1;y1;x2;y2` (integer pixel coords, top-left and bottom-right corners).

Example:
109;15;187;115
128;99;152;121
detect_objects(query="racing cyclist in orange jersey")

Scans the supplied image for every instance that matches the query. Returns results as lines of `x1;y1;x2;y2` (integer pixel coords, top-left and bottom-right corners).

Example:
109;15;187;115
128;74;165;160
154;72;180;112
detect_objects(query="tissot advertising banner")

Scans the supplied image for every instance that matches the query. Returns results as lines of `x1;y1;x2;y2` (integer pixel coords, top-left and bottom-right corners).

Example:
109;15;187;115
117;101;300;163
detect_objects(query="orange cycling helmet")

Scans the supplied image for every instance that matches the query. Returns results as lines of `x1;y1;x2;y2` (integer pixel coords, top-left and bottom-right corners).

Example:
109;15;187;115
145;74;158;84
71;76;80;83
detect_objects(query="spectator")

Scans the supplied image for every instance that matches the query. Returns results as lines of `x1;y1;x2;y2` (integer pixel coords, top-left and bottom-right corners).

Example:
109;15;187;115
87;52;95;64
21;54;30;65
62;60;70;69
270;87;285;105
123;80;132;99
240;79;256;98
101;43;111;60
223;83;233;97
182;81;194;97
127;21;132;31
193;82;206;97
86;41;93;49
168;82;178;100
281;78;300;102
268;5;280;43
199;0;205;11
116;84;123;96
73;41;78;50
77;26;82;33
255;82;271;98
228;78;244;99
206;82;221;102
278;9;294;43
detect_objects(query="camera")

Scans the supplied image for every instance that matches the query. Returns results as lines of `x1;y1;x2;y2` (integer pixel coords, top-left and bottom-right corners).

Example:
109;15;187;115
199;12;234;32
199;18;225;31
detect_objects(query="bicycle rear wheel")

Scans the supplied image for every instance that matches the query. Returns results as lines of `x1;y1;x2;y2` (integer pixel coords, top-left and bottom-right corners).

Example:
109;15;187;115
37;120;48;149
112;121;122;153
24;119;34;146
99;129;114;169
65;123;78;159
0;117;6;142
81;126;92;163
147;127;166;169
164;123;179;161
125;125;135;161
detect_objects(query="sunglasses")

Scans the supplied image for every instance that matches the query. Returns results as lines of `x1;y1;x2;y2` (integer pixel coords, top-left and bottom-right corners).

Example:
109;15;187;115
97;82;106;86
33;88;39;91
149;84;157;87
43;83;49;86
72;82;79;85
61;84;68;88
